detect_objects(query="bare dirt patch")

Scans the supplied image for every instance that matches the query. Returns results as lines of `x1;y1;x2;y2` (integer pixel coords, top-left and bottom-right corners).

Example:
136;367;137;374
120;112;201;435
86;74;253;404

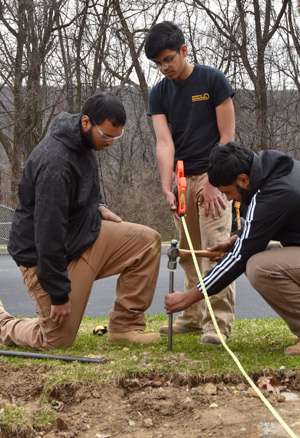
1;364;300;438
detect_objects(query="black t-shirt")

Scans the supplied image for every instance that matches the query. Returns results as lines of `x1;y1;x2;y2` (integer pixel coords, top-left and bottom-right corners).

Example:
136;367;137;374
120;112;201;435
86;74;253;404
147;64;234;174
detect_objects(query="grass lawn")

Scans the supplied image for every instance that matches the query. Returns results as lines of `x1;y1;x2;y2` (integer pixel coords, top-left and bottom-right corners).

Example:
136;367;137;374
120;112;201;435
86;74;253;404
1;314;299;383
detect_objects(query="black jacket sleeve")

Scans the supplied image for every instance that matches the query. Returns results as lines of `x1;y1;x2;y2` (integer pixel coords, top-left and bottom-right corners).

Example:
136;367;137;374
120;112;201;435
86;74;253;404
197;184;294;296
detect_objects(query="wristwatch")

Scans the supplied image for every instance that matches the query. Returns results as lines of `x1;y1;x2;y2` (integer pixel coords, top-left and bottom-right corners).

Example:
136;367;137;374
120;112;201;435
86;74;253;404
98;202;108;208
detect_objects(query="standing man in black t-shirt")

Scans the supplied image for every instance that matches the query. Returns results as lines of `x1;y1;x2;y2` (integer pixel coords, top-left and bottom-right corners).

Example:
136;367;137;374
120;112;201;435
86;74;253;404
145;21;236;344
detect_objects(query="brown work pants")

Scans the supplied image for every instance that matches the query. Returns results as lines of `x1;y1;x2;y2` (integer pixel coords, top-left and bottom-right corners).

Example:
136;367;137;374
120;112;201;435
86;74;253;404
247;246;300;338
0;221;161;350
175;174;235;336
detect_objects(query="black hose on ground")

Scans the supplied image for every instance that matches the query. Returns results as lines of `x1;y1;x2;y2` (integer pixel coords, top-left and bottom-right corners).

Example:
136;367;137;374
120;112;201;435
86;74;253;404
0;350;107;363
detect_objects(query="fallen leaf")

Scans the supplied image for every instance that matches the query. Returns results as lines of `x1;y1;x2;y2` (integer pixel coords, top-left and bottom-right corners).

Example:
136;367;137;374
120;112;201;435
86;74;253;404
257;376;286;397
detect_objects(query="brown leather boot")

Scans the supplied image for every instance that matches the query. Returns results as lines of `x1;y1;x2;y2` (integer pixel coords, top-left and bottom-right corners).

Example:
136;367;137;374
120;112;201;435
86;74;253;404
108;330;162;345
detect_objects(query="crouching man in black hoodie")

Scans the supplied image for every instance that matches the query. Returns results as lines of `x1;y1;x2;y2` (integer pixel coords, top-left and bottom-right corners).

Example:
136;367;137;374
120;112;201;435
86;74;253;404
165;141;300;356
3;92;162;350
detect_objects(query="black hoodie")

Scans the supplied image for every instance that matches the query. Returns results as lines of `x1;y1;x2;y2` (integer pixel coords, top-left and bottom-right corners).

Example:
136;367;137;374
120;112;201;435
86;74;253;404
197;149;300;296
8;112;101;305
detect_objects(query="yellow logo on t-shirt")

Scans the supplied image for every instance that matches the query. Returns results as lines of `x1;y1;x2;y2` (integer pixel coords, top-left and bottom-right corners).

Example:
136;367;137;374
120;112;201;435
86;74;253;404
192;93;210;102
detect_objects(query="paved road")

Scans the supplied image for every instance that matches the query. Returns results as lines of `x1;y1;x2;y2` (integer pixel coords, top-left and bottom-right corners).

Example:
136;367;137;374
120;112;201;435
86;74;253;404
0;253;278;319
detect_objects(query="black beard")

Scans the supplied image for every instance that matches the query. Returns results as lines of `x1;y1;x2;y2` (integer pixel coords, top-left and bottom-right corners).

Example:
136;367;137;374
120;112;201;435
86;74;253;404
81;126;94;149
237;184;252;205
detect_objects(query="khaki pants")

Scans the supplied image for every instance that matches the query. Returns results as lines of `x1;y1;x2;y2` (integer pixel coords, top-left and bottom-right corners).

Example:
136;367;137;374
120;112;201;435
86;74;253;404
0;221;161;350
247;246;300;338
175;174;235;336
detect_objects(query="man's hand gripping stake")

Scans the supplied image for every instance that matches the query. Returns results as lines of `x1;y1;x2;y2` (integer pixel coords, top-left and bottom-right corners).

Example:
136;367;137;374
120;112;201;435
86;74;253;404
167;161;186;350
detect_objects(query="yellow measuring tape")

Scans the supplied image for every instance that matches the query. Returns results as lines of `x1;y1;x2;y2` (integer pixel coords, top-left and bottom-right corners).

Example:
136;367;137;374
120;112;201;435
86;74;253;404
181;216;298;438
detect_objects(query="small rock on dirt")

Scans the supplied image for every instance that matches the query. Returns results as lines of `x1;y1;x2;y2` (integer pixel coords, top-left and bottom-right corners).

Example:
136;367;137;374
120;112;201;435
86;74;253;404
204;383;217;395
143;418;153;428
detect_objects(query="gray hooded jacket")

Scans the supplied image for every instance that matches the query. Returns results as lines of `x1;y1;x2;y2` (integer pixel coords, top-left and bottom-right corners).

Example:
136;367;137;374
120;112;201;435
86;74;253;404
8;112;101;305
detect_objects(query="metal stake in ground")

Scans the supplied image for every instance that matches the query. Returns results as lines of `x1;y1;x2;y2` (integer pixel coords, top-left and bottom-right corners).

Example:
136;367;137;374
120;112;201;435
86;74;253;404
167;239;179;350
168;270;174;350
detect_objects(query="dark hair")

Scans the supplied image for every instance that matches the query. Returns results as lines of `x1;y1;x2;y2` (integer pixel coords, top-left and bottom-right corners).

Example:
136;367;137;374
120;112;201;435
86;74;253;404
145;21;185;59
81;91;126;127
208;142;254;187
